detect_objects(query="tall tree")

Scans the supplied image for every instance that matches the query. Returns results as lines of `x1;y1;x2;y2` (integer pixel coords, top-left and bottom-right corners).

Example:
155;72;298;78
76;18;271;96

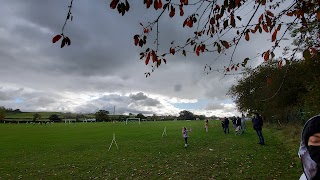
0;106;5;121
179;110;195;120
95;110;110;122
228;55;320;123
53;0;319;76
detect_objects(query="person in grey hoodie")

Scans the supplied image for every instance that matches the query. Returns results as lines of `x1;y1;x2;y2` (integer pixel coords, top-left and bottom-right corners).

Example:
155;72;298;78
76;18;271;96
298;115;320;180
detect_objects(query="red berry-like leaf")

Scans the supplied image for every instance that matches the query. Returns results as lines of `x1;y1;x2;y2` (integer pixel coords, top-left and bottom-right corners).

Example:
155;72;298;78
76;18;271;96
52;35;62;43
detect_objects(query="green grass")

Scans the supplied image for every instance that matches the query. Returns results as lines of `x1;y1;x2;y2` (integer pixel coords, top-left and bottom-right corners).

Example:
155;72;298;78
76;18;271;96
0;121;302;179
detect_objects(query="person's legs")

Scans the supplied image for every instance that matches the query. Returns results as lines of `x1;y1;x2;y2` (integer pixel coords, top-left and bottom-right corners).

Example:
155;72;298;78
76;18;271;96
227;126;230;134
184;137;188;147
256;130;265;144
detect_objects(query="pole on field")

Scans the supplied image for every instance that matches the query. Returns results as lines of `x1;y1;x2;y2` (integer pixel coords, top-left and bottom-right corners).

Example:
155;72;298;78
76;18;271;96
108;133;118;151
162;127;167;137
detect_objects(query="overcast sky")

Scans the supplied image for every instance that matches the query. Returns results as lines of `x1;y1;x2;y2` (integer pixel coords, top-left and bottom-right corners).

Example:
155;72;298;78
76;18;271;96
0;0;293;117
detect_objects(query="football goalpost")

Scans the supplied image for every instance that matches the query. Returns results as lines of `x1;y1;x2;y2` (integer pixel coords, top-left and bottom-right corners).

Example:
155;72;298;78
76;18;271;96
125;118;141;125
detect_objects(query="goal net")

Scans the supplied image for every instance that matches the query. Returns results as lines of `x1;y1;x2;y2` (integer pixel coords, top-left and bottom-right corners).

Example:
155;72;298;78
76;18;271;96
125;118;141;125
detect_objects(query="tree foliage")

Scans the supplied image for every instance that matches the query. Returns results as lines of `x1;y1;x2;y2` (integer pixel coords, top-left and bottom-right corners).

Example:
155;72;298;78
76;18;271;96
49;114;62;122
178;110;195;120
95;110;110;122
53;0;319;76
136;113;146;120
33;113;42;121
228;54;320;123
0;106;5;121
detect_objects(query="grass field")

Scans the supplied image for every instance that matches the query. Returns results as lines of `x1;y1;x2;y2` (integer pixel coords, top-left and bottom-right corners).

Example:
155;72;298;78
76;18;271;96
0;120;302;179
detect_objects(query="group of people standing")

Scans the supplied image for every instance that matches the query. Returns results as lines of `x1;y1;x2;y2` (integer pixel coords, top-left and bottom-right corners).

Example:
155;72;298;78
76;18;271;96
220;113;264;145
182;113;320;179
221;115;247;135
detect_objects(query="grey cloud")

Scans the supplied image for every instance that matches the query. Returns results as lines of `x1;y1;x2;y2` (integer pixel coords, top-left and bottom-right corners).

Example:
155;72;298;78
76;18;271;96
205;103;224;110
0;1;270;117
174;84;182;92
129;92;148;101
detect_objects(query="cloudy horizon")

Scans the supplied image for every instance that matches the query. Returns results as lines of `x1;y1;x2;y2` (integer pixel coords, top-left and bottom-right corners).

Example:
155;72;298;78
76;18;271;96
0;1;294;117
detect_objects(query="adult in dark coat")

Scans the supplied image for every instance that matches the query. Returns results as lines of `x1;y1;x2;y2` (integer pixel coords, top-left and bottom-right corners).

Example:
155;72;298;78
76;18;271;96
223;117;230;134
252;113;265;145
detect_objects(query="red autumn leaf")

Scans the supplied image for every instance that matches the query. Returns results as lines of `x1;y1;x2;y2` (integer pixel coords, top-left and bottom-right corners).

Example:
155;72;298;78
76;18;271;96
262;23;269;33
183;19;187;27
187;19;193;27
151;50;157;63
52;34;62;43
266;10;274;17
278;60;282;69
180;8;184;16
134;35;139;46
245;32;250;41
226;67;230;72
125;0;130;11
221;40;230;49
110;0;119;9
145;52;150;65
210;17;215;25
201;44;205;52
264;50;270;61
170;47;175;55
144;28;149;33
230;14;235;27
235;0;240;6
271;29;277;42
157;0;162;9
61;37;67;48
146;0;152;8
195;45;201;56
317;11;320;21
258;14;263;22
286;12;294;16
169;5;175;17
183;0;188;5
154;0;158;10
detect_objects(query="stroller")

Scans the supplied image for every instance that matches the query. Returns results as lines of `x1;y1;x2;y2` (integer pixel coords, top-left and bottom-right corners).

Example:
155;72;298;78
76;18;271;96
235;125;243;135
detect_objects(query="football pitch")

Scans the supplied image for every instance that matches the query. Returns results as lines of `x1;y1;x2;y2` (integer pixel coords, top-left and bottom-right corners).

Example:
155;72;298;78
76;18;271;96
0;120;301;179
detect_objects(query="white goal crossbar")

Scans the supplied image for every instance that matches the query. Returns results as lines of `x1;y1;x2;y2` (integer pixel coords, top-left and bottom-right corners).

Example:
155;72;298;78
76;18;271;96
125;118;140;125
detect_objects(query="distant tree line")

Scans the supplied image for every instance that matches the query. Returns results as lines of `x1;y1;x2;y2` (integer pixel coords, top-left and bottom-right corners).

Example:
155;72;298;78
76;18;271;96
0;105;209;123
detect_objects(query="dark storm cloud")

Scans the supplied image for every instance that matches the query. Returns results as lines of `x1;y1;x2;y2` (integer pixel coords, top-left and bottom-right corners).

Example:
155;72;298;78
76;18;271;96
74;92;160;115
129;92;160;106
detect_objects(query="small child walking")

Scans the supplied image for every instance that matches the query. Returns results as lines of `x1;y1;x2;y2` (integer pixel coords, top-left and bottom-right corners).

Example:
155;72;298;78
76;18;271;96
182;127;189;148
204;120;209;132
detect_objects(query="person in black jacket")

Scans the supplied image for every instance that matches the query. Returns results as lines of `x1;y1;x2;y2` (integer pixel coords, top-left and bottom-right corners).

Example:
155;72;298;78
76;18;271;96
223;117;230;134
252;113;265;145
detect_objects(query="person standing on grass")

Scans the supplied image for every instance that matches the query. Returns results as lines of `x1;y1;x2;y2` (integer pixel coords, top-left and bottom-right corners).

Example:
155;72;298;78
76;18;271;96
204;119;209;132
241;114;247;131
223;117;230;134
252;113;265;145
182;127;189;148
298;115;320;180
